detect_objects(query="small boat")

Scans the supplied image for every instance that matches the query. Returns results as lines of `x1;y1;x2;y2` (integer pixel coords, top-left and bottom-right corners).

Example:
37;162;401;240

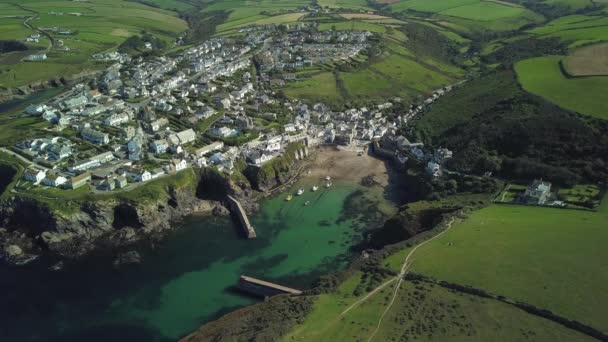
325;176;331;181
325;182;333;188
312;185;318;192
296;188;304;195
285;195;293;201
304;201;310;206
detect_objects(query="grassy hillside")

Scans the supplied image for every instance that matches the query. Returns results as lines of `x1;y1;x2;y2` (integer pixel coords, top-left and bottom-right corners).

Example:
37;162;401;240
0;0;187;87
389;202;608;332
515;56;608;119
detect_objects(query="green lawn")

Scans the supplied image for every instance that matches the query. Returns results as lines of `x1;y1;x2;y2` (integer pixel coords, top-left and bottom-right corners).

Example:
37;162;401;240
515;56;608;119
398;202;608;332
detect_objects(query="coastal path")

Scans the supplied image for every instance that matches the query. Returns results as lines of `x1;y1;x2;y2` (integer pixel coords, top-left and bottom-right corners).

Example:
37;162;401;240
338;217;457;341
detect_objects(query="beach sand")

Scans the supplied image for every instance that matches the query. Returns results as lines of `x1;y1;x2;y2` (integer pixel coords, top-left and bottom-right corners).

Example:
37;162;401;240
303;146;390;186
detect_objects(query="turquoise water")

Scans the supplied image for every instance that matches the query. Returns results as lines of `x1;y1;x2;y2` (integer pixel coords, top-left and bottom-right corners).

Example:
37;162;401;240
0;180;390;341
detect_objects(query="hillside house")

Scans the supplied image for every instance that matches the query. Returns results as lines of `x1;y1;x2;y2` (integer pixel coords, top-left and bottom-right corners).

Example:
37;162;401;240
171;159;188;172
522;180;552;205
81;128;109;145
42;174;68;187
195;141;224;156
23;169;46;184
151;139;169;154
67;173;91;189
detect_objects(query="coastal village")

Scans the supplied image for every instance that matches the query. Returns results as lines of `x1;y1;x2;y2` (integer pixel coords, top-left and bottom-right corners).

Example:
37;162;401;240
15;26;459;195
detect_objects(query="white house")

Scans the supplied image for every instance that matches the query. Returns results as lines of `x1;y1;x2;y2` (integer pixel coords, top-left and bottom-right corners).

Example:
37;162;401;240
23;169;46;184
81;128;109;145
211;126;233;137
194;156;207;167
42;174;68;187
284;123;297;133
103;112;130;126
171;159;188;172
127;169;151;182
265;136;282;152
247;150;274;165
151;139;169;154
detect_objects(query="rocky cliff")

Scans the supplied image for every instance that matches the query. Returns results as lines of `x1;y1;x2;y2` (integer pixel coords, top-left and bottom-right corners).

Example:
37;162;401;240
244;144;308;191
0;168;259;267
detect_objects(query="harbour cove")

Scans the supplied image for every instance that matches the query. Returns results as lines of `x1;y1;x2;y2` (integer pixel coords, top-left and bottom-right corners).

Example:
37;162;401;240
0;166;397;341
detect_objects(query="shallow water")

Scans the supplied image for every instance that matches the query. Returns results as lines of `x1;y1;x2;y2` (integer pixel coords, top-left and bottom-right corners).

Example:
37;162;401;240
0;180;392;341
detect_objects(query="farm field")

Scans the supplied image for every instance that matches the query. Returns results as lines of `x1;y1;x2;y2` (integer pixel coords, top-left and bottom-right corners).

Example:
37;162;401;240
387;202;608;332
527;15;608;47
388;0;543;31
563;42;608;76
0;0;187;88
515;56;608;119
317;0;373;10
206;0;310;31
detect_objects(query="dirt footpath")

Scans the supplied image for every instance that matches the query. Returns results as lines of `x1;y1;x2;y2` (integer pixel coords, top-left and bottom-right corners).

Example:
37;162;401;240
303;146;389;186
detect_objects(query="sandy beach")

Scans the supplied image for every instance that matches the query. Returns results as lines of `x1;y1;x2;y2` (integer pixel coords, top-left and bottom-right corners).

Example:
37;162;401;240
302;146;390;186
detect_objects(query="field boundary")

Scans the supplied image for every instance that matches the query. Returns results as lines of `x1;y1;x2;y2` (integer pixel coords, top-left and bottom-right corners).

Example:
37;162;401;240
406;273;608;341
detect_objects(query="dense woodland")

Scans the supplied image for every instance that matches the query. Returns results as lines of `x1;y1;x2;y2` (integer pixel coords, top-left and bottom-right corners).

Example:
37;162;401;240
414;71;608;187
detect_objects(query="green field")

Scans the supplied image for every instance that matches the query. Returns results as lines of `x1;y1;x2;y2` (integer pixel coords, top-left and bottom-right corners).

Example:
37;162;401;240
515;56;608;119
207;0;310;31
284;51;455;102
281;268;593;341
527;15;608;47
0;0;187;87
388;0;543;31
318;20;387;33
318;0;373;10
283;72;341;101
387;202;608;332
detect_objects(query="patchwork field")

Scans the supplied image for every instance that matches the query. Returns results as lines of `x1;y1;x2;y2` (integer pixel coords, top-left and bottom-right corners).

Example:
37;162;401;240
386;202;608;332
515;56;608;119
0;0;187;88
387;0;543;31
527;15;608;47
563;42;608;76
206;0;310;31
